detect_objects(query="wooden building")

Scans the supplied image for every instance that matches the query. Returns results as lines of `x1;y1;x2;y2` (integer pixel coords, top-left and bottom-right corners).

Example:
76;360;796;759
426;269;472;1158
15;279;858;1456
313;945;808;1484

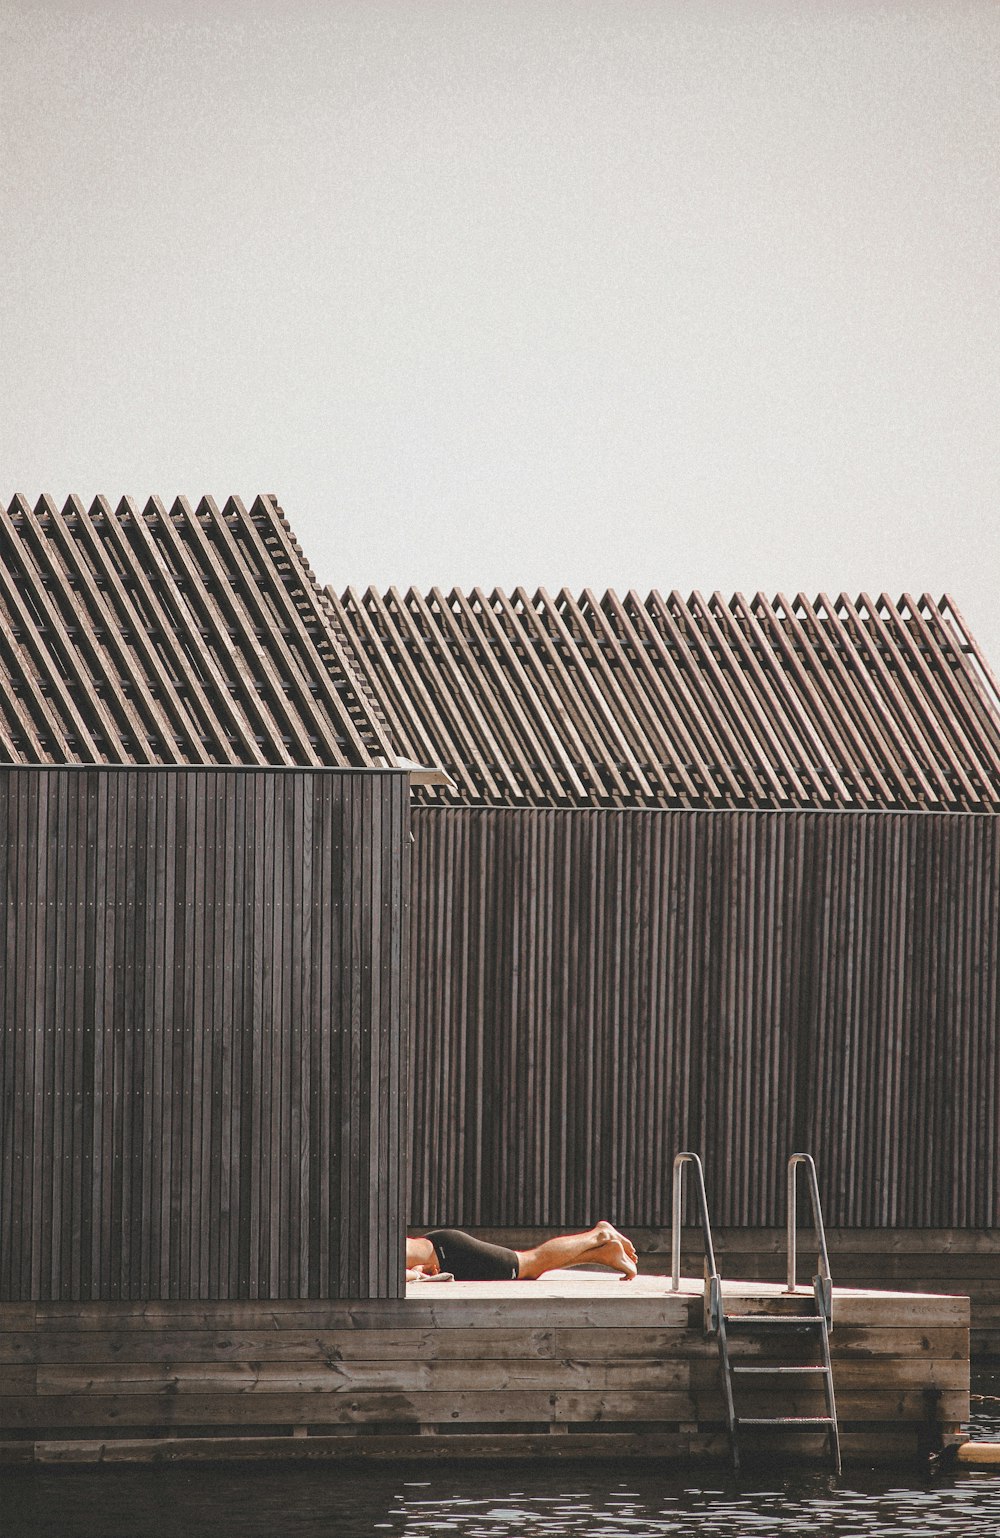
0;495;410;1306
334;584;1000;1350
0;502;989;1462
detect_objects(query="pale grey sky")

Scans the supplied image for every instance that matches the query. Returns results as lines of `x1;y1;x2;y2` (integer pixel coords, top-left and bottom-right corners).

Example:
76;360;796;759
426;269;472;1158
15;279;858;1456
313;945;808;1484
3;1;999;664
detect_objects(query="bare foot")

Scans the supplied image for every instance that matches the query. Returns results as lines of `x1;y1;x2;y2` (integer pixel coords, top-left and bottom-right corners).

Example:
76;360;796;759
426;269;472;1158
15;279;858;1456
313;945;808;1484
592;1222;638;1264
590;1238;638;1280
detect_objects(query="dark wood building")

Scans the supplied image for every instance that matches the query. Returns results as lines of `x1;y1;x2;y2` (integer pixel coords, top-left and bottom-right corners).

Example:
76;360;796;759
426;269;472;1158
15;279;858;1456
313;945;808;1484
0;506;992;1460
335;584;1000;1344
0;496;409;1303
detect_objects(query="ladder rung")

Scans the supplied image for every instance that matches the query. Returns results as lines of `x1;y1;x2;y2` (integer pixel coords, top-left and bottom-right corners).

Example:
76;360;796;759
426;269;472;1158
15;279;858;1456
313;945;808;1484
738;1416;835;1427
726;1314;823;1327
731;1364;829;1375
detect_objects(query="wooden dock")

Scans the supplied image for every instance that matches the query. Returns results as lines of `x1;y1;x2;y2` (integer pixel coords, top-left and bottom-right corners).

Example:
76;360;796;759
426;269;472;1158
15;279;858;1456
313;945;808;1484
0;1273;968;1467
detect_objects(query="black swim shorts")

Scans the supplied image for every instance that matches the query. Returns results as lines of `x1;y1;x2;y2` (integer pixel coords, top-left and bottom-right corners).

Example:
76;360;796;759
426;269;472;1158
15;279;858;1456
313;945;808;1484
425;1228;520;1281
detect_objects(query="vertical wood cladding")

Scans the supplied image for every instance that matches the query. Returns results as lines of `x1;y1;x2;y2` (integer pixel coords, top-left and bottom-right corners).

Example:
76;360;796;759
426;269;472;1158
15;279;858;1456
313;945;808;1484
409;808;1000;1231
0;767;408;1302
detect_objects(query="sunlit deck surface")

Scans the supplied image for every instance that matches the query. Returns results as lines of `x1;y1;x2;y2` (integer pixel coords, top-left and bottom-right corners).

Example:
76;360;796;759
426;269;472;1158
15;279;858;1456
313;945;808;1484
1;1272;969;1467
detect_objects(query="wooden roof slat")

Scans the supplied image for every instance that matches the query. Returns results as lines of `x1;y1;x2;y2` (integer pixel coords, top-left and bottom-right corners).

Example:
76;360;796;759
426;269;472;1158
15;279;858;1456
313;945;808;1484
424;584;561;802
619;590;746;803
232;496;394;765
804;591;920;803
779;590;899;803
0;608;57;760
747;592;882;805
26;493;204;763
2;496;144;765
648;590;782;801
689;591;815;803
895;592;1000;785
828;591;944;806
114;498;270;766
478;586;605;801
329;585;458;788
935;593;1000;724
385;582;502;793
0;494;390;770
854;592;965;804
457;587;582;802
873;591;981;793
400;587;517;800
330;581;1000;812
920;595;1000;771
359;585;483;790
600;590;732;802
721;592;845;804
571;588;699;801
532;586;656;800
170;496;318;765
84;496;247;765
0;523;103;763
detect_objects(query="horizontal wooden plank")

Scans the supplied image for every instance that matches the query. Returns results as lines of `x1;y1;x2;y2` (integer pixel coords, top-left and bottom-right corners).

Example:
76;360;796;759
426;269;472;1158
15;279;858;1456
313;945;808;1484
0;1425;927;1467
0;1386;968;1429
690;1358;968;1392
35;1358;693;1395
10;1322;970;1367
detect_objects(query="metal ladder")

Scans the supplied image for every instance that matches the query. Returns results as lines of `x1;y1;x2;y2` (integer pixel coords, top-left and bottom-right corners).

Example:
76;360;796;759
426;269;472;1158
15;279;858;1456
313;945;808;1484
671;1151;841;1474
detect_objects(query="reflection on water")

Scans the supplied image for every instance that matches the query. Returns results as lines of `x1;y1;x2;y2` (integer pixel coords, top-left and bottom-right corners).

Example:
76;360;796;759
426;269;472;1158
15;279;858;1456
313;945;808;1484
3;1416;1000;1538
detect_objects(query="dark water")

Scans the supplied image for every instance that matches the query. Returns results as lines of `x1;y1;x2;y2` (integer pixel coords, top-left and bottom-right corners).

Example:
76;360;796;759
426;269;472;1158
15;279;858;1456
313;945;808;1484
3;1414;1000;1538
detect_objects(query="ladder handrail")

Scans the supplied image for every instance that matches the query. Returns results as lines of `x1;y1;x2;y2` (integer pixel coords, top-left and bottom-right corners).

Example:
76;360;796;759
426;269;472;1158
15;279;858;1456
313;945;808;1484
671;1151;719;1287
786;1152;833;1324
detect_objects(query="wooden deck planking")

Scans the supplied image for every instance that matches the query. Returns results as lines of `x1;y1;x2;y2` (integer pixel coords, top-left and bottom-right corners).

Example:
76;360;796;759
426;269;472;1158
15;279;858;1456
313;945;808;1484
0;1277;970;1464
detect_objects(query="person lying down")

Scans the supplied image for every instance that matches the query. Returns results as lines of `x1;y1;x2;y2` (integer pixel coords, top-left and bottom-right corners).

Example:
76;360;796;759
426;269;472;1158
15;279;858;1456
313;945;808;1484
405;1223;638;1283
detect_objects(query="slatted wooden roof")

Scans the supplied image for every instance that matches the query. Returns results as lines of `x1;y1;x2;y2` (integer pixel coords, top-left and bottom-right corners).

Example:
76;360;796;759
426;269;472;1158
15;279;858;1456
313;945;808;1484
330;585;1000;810
0;494;394;767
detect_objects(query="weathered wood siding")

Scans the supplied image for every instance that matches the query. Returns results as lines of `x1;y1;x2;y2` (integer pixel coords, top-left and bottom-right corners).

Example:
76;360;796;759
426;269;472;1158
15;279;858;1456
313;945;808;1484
409;808;1000;1230
0;767;408;1302
0;1287;968;1466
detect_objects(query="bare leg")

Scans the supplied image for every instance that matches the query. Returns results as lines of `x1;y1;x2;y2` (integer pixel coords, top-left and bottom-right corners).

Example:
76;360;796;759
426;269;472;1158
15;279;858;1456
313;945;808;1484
516;1222;638;1281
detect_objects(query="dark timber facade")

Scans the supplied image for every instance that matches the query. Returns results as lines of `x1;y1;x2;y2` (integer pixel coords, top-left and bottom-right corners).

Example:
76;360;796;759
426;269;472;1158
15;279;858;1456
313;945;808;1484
0;497;409;1307
335;584;1000;1353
